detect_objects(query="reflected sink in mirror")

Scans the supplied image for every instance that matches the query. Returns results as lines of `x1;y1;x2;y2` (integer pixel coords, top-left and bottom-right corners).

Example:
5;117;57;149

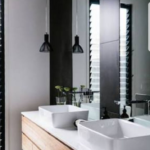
81;103;100;120
39;105;89;128
81;103;131;120
134;115;150;128
78;119;150;150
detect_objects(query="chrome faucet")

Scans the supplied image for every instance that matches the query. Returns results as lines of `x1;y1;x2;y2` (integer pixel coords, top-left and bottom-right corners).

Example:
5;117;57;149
146;100;150;115
114;100;121;105
117;99;150;115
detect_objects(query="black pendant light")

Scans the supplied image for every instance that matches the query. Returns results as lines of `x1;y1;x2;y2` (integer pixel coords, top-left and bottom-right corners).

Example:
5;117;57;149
40;33;52;52
40;0;53;52
73;0;84;53
73;35;83;53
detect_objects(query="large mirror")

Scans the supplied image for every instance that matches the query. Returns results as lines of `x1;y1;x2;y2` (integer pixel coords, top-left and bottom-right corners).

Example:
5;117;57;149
120;0;150;117
50;0;100;120
50;0;150;120
72;0;100;120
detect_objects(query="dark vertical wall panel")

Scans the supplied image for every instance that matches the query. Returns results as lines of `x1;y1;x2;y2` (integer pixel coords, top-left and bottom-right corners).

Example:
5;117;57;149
100;41;120;114
100;0;120;117
50;0;72;105
100;0;120;43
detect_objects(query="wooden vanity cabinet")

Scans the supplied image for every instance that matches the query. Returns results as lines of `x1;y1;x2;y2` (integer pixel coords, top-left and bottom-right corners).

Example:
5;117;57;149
22;133;33;150
22;116;73;150
33;144;40;150
22;133;40;150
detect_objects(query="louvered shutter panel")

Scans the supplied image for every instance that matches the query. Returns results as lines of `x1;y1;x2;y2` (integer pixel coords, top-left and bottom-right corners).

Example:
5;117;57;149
120;5;132;105
89;3;100;102
89;3;131;104
0;0;5;149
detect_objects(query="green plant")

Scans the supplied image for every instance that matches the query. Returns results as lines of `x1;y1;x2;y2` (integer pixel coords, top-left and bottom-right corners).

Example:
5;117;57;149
72;87;78;105
72;87;78;92
63;87;71;104
80;85;85;89
55;85;63;97
64;87;71;92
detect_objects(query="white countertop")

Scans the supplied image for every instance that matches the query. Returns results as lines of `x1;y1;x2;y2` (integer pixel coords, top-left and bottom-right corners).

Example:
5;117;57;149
21;111;79;150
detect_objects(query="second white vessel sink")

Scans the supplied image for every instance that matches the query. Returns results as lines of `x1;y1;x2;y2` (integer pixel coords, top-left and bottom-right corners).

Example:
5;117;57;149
134;115;150;128
39;105;88;128
81;103;100;120
78;119;150;150
81;103;131;120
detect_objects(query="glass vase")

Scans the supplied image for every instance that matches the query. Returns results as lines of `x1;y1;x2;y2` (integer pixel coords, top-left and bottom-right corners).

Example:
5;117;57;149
56;97;66;105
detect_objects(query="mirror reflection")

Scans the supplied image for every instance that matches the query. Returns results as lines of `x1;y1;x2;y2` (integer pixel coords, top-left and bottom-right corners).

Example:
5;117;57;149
72;0;100;120
120;0;150;118
51;0;150;121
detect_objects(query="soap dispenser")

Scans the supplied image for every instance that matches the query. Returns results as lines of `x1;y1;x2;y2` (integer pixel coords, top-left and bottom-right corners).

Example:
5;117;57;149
121;106;129;119
101;107;110;119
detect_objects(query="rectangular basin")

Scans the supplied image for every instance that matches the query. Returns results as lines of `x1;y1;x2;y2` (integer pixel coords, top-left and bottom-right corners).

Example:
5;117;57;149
134;115;150;128
81;103;131;120
39;105;88;128
81;103;100;120
78;119;150;150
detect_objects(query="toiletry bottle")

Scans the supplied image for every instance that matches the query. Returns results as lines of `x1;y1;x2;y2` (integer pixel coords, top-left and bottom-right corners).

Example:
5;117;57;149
101;107;110;119
121;106;129;119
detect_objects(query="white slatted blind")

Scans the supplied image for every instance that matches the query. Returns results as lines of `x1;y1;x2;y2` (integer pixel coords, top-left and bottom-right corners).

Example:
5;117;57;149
120;5;132;105
90;4;100;102
120;8;128;105
90;4;131;104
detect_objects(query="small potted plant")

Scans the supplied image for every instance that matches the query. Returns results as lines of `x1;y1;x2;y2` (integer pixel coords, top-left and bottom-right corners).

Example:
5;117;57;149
55;86;66;105
72;87;78;106
64;87;71;104
80;85;85;91
80;85;86;102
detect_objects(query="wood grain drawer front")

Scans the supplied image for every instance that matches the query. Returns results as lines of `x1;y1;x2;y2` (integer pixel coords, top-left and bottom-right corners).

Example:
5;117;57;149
22;134;33;150
22;116;72;150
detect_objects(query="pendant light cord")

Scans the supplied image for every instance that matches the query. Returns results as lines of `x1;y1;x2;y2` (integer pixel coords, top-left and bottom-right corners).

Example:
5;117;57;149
76;0;78;35
45;0;48;33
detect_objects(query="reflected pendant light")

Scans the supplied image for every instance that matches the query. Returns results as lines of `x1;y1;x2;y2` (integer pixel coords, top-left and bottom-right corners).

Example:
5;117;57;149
40;0;53;52
73;0;84;53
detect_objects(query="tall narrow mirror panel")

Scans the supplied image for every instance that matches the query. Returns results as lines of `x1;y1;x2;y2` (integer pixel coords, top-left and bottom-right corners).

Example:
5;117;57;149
120;0;150;117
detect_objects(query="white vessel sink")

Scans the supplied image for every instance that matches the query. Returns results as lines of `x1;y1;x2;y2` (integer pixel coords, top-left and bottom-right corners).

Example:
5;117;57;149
81;103;100;120
81;103;131;120
39;105;88;128
134;115;150;128
78;119;150;150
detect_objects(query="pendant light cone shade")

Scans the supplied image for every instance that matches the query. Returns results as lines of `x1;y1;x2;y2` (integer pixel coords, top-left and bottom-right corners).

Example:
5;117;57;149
40;0;53;52
73;35;84;53
40;33;53;52
73;0;83;53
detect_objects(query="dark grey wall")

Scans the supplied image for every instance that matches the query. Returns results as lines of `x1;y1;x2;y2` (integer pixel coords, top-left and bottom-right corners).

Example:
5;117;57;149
100;0;120;117
50;0;72;105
